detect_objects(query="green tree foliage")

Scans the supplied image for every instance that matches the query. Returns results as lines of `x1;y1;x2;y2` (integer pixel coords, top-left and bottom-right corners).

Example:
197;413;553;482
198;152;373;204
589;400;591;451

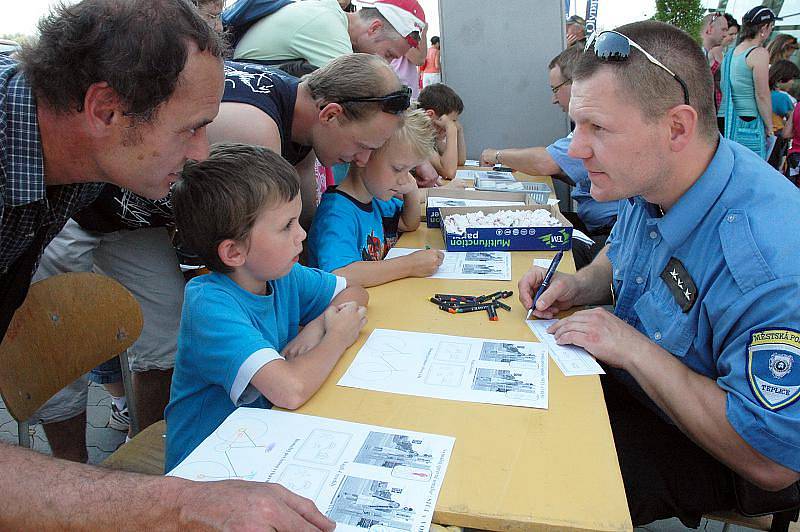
654;0;705;41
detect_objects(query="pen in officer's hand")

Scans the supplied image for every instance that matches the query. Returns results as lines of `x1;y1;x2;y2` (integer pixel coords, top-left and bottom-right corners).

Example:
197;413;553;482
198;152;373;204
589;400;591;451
526;250;564;320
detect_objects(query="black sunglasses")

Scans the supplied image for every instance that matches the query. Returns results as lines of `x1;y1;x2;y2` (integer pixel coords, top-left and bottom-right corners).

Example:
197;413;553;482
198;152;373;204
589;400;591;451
585;30;690;106
327;86;412;115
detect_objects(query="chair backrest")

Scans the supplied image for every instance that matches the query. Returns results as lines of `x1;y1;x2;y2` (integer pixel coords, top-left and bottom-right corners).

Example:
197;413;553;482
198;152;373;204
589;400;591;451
0;272;143;422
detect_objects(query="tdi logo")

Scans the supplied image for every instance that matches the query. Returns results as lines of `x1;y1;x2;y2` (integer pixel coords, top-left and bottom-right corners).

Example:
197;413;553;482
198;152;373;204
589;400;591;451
551;234;565;243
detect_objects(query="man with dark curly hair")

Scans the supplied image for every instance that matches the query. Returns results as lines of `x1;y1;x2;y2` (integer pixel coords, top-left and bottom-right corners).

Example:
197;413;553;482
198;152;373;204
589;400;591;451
0;0;334;529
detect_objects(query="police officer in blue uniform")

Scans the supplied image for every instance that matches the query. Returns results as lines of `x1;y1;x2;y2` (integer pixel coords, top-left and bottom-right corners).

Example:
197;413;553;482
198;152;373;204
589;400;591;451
519;20;800;526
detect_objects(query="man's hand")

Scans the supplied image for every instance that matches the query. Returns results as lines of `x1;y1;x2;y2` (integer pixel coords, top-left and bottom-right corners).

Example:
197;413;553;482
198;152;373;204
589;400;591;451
566;32;579;46
479;148;500;167
405;249;444;277
518;266;581;318
547;307;650;369
179;479;336;531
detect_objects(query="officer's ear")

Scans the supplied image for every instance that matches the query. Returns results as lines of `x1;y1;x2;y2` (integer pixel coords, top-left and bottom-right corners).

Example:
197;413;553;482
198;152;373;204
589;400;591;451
666;104;698;153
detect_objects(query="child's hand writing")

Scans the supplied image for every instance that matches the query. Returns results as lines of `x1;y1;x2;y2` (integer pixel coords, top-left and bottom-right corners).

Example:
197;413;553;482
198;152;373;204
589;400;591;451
407;249;444;277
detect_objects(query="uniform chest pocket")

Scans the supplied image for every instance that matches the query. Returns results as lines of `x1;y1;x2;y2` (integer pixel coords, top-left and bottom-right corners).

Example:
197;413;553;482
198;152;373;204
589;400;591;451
633;288;697;357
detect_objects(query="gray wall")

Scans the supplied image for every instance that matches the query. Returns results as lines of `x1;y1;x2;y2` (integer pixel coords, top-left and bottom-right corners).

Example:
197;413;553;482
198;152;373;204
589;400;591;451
438;0;570;160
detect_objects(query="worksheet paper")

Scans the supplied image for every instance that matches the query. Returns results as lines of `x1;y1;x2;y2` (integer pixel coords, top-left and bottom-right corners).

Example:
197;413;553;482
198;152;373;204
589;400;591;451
426;196;526;209
463;159;480;166
384;248;511;281
454;169;516;182
526;319;605;377
339;329;549;409
169;408;454;532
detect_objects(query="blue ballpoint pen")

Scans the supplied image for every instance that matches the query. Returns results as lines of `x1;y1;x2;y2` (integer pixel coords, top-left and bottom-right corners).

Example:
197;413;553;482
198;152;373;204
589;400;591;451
526;250;564;320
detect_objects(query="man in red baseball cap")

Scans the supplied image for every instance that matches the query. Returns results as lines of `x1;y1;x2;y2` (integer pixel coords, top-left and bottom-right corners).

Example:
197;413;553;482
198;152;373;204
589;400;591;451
233;0;426;70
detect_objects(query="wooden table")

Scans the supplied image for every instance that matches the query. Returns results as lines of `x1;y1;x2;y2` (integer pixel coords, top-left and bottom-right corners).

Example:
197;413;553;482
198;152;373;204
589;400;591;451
296;223;631;531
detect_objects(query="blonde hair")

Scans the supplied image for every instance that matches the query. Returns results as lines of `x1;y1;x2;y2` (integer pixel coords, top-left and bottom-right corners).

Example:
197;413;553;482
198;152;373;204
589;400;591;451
380;108;436;160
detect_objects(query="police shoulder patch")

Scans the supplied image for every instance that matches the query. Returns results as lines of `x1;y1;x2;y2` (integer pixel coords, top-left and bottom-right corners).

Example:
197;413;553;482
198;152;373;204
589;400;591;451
747;328;800;411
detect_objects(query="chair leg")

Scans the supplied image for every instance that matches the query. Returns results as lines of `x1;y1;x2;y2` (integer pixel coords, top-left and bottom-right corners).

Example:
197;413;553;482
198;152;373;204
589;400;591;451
17;420;31;448
769;509;800;532
118;350;140;436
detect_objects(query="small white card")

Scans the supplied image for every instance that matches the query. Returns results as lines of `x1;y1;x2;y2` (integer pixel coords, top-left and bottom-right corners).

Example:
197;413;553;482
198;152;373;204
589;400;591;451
526;319;605;377
385;248;511;281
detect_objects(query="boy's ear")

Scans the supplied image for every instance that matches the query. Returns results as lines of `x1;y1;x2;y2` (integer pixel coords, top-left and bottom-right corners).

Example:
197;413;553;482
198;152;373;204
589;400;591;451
424;109;437;119
217;239;247;268
318;103;344;124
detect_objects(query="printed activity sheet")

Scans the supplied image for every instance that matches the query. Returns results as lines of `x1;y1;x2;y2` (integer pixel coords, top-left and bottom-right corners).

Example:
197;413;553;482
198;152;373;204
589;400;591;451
526;319;605;377
454;169;516;182
384;248;511;281
339;329;549;409
426;197;526;209
169;408;454;532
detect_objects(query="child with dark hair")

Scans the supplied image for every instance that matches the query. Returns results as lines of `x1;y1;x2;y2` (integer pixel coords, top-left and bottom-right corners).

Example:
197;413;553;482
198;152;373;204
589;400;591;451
768;60;800;169
413;83;467;184
165;143;368;471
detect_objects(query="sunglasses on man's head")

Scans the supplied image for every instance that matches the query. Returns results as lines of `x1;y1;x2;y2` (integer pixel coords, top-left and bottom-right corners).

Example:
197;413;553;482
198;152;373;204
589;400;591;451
585;30;691;106
329;86;412;115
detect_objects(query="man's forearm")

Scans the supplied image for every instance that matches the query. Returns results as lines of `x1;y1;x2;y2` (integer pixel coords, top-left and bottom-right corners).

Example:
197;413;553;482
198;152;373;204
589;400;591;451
497;147;566;180
625;343;800;491
0;442;188;530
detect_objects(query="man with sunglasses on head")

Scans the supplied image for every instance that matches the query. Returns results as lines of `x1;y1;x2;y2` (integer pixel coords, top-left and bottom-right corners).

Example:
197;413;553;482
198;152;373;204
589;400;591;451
701;11;729;65
209;53;408;229
519;20;800;527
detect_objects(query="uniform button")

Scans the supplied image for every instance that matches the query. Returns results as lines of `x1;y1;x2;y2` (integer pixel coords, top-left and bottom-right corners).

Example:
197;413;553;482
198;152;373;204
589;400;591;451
727;214;736;223
636;276;644;284
654;331;662;340
614;269;620;277
649;231;658;239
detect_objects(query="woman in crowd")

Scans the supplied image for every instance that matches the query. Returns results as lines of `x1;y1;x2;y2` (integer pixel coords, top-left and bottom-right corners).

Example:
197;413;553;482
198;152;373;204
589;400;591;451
719;6;774;158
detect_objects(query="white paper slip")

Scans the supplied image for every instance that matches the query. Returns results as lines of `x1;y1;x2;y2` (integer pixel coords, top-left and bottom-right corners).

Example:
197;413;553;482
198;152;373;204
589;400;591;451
339;329;549;409
547;198;560;205
526;319;605;376
533;258;552;269
169;408;455;532
464;159;480;166
455;169;515;181
426;197;526;209
385;248;511;281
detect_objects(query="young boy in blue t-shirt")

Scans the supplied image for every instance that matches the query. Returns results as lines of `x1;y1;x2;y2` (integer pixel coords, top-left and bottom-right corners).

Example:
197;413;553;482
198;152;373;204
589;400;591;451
307;109;444;287
165;143;368;471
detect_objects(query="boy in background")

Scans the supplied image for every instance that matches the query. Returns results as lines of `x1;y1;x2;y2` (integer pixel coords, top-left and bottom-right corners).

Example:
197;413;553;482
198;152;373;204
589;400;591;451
413;83;467;185
165;144;368;471
308;109;444;287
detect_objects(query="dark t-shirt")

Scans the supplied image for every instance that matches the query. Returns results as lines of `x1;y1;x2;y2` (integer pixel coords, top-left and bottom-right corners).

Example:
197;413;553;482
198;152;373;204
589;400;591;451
73;62;310;233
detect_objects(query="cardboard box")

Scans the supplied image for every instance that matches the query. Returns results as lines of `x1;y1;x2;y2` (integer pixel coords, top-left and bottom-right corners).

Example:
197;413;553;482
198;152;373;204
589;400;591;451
424;189;528;228
439;205;573;252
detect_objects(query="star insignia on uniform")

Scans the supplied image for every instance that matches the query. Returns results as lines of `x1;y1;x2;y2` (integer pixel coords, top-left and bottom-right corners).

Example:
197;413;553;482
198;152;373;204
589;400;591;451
684;288;692;300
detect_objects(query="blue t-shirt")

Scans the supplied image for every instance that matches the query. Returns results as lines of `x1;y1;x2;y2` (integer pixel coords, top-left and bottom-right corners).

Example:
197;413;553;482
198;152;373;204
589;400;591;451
607;137;800;471
307;187;404;271
164;266;342;471
545;134;621;232
223;61;311;165
771;90;794;119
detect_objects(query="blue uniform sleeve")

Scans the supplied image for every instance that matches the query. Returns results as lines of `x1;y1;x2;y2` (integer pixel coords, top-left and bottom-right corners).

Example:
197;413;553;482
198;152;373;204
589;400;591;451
181;283;281;405
288;264;338;325
308;196;363;272
545;134;589;184
717;276;800;472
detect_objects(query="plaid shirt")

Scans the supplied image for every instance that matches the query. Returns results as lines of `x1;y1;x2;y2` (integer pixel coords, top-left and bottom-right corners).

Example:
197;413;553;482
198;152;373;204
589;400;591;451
0;56;103;277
